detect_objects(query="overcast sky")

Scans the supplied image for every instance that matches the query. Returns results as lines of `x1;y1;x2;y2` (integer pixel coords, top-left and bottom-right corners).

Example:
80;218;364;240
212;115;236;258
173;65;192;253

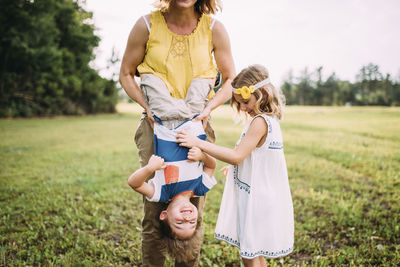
84;0;400;84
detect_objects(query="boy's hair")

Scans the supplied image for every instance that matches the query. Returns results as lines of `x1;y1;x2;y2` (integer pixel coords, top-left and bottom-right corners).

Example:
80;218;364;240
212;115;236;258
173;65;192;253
160;219;203;262
154;0;222;14
231;64;286;120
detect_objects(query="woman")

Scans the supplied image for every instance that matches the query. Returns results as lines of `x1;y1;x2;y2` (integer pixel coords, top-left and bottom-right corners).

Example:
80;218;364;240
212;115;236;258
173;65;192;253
119;0;235;266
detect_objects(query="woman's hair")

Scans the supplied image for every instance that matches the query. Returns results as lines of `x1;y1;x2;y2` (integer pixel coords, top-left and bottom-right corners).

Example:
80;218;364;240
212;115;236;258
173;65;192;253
231;64;286;120
154;0;222;14
160;220;203;262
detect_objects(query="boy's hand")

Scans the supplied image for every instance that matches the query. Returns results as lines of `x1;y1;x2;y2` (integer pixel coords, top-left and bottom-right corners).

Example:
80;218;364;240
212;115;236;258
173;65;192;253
147;155;166;172
176;130;200;148
187;147;203;162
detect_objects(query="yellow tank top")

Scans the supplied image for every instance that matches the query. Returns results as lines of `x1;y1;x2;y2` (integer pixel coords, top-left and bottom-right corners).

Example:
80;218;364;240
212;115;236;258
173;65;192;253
137;10;218;99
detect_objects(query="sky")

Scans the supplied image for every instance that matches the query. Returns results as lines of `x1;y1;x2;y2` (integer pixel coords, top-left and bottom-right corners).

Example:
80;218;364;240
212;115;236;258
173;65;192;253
84;0;400;84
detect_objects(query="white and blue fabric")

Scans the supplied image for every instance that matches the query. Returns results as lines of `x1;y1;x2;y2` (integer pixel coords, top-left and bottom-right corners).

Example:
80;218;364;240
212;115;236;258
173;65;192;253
214;114;294;259
146;118;217;203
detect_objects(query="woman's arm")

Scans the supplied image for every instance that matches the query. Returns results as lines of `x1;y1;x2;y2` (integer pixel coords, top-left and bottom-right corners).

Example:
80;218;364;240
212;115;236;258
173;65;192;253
178;117;268;165
119;15;155;125
195;20;236;127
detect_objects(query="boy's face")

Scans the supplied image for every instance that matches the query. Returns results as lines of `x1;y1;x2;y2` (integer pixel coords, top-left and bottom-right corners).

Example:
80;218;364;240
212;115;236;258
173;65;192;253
160;200;198;239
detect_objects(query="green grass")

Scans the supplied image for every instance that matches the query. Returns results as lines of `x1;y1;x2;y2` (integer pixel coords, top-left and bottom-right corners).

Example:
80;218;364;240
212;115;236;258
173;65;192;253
1;104;399;266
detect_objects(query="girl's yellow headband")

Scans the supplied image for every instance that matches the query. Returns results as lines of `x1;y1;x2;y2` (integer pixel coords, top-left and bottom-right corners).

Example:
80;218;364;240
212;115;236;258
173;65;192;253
232;78;271;99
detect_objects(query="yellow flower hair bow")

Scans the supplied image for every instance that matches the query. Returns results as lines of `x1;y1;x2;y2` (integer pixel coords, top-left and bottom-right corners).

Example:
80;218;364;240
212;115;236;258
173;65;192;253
232;78;271;99
233;85;255;99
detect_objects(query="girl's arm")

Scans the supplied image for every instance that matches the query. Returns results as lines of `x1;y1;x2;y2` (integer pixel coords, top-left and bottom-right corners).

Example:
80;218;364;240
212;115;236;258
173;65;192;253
119;15;156;126
187;147;216;178
177;117;268;165
127;155;165;198
194;20;236;128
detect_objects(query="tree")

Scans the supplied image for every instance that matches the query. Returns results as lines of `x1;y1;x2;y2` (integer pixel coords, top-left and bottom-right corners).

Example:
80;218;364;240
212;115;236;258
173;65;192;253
281;69;296;105
312;66;324;105
0;0;117;117
323;73;340;105
355;63;384;105
296;67;314;105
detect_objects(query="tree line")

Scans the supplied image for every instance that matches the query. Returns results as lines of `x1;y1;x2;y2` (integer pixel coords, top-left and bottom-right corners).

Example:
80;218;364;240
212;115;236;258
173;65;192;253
281;63;400;106
0;0;118;118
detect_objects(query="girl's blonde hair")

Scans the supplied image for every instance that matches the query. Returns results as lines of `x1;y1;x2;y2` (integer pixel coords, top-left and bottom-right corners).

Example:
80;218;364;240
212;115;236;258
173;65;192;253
153;0;222;14
231;64;286;120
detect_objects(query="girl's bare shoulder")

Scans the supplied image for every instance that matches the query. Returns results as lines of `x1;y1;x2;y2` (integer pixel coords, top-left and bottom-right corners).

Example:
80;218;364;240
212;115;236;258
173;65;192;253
248;116;268;134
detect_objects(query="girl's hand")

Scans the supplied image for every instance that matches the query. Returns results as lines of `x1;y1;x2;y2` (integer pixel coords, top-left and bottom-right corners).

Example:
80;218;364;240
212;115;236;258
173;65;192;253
176;130;200;148
193;106;211;129
187;147;203;162
220;165;229;177
147;155;166;172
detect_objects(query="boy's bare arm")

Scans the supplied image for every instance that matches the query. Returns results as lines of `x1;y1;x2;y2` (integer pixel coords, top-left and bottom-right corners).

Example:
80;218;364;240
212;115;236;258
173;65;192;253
201;150;216;170
200;151;216;178
187;147;216;177
127;155;165;198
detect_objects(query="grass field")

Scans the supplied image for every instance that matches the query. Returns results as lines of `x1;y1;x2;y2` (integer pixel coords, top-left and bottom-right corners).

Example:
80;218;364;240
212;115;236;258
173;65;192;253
1;104;399;266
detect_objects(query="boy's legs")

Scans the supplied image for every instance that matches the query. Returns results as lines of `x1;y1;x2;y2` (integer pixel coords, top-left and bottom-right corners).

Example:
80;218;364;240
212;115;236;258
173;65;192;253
184;78;214;116
140;74;192;121
141;74;216;121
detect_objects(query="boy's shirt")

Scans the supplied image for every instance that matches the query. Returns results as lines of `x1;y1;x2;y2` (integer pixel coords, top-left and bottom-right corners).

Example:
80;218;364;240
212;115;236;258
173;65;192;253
147;168;216;202
146;120;216;202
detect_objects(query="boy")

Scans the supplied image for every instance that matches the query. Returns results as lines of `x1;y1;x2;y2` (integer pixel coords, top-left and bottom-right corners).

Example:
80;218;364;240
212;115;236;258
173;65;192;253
128;143;216;240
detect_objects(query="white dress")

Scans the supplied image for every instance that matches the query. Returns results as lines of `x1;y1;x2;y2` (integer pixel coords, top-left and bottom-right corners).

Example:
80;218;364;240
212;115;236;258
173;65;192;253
214;114;294;259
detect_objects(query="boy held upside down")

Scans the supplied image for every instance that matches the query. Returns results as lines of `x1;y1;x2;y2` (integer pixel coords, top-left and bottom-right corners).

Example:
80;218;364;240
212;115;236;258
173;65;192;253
127;147;216;240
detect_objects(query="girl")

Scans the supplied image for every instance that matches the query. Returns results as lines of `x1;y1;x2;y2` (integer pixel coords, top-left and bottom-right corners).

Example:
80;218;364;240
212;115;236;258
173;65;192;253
176;64;294;266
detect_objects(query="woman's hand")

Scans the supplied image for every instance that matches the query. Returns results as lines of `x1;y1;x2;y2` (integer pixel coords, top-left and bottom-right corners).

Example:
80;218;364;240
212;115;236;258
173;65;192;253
176;130;200;148
145;107;156;129
146;155;166;172
187;147;203;162
193;106;211;129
